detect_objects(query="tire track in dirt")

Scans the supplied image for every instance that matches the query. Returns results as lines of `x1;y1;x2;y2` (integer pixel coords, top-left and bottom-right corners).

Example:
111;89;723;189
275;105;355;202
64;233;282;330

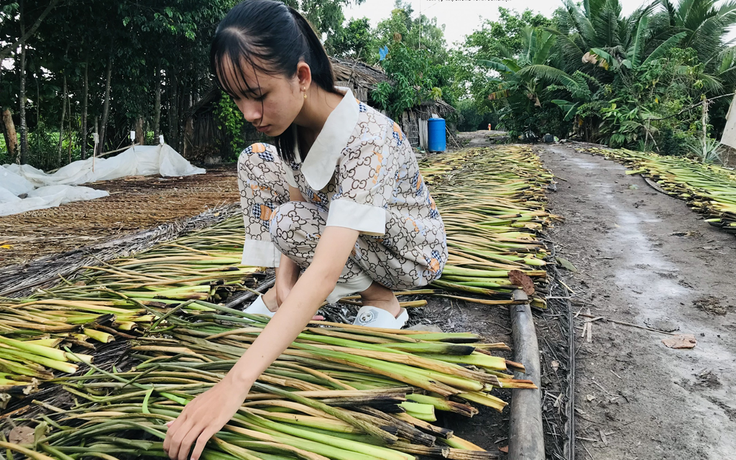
539;145;736;460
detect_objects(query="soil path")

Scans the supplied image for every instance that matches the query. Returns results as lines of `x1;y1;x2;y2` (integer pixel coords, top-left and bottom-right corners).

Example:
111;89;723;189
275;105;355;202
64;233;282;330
539;144;736;459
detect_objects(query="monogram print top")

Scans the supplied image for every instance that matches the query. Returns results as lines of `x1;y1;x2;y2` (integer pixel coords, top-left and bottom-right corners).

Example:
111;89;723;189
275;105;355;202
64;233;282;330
282;88;448;279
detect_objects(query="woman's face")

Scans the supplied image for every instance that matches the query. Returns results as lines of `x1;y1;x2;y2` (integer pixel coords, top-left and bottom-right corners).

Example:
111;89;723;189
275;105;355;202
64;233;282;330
217;56;307;137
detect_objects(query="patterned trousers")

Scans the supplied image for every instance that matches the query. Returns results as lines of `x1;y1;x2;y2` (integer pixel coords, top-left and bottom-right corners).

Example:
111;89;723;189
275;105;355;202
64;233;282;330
237;145;433;303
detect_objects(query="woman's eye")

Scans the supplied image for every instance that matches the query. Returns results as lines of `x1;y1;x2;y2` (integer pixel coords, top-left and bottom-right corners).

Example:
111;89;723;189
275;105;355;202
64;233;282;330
254;94;266;101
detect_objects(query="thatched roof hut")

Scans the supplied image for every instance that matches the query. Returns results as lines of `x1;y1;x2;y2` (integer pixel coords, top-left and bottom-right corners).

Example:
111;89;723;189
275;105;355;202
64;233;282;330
331;57;390;103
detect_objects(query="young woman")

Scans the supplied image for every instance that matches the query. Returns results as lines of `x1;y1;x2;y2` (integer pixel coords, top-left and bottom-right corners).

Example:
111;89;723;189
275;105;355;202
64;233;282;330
163;1;447;459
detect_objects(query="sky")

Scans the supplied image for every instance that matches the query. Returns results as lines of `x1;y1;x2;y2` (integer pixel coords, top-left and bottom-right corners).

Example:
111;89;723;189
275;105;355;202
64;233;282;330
343;0;736;49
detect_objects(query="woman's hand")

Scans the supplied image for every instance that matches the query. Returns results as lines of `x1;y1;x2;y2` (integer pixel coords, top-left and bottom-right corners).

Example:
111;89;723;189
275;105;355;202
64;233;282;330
163;374;252;460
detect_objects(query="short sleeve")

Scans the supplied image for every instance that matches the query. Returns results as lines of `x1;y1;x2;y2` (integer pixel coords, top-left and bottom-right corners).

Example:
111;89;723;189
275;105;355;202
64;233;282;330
326;126;393;236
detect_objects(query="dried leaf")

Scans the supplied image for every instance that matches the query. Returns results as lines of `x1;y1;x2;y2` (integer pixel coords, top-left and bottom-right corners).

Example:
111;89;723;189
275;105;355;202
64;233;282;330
509;269;535;295
498;446;509;453
662;334;697;349
555;256;578;272
9;426;34;444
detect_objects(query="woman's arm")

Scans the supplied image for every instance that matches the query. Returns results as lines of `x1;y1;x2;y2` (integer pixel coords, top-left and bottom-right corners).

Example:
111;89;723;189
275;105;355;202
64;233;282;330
163;225;359;460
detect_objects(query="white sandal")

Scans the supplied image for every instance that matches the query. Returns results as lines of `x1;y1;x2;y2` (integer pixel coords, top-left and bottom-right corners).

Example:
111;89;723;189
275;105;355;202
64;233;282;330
353;306;409;329
243;295;276;317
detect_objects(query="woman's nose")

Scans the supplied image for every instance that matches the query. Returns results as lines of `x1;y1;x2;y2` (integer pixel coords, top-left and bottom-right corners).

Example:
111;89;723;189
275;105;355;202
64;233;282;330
236;99;262;123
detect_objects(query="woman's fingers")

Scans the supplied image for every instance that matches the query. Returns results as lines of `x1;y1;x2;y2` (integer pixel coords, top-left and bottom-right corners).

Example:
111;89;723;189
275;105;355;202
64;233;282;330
190;426;220;460
164;404;198;459
166;416;195;460
176;424;200;460
166;410;209;460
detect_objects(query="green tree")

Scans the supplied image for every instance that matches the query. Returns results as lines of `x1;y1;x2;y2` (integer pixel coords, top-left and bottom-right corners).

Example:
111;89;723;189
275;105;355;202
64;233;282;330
325;17;375;60
479;27;588;137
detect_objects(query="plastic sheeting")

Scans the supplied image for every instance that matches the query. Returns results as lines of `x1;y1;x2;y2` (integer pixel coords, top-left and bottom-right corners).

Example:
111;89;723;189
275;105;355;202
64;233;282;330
0;144;205;217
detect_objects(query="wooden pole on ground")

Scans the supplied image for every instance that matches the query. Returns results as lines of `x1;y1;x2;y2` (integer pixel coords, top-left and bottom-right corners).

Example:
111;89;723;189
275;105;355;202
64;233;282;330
508;289;545;460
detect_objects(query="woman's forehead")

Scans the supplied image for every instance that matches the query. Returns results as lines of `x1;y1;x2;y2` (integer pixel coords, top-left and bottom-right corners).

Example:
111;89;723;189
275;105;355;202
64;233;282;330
218;55;263;93
217;54;290;98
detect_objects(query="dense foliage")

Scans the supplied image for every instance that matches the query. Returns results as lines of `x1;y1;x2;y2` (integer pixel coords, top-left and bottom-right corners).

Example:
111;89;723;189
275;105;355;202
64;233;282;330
2;0;736;168
470;0;736;161
0;0;359;167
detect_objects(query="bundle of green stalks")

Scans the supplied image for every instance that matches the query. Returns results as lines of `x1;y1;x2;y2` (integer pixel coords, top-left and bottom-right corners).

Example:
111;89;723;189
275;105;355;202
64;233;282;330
1;306;533;459
421;146;555;308
582;147;736;234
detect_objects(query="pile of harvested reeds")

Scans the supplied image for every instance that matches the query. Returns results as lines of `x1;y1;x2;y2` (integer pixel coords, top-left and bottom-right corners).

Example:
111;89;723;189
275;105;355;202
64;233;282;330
1;301;534;459
421;146;555;308
581;146;736;234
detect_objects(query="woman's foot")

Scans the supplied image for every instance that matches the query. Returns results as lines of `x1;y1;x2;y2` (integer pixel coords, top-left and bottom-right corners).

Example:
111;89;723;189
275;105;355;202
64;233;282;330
261;288;279;312
359;282;401;318
353;282;408;329
248;287;324;320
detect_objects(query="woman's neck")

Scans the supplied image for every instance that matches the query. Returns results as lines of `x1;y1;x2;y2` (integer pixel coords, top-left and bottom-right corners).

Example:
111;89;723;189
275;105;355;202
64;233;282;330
294;86;345;148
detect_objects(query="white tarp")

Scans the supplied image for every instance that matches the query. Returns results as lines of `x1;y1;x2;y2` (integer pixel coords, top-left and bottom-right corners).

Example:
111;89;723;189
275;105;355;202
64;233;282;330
0;144;205;217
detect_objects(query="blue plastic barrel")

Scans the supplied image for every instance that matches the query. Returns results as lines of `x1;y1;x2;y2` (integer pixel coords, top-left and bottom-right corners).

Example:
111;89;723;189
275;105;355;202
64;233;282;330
427;118;446;152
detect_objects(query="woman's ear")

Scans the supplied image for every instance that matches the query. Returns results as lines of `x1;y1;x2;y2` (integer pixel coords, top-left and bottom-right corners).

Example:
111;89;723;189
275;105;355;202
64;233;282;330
296;61;312;91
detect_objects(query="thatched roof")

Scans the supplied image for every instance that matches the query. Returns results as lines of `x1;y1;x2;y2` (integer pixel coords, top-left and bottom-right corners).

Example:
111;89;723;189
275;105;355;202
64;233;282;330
330;57;390;88
419;98;455;115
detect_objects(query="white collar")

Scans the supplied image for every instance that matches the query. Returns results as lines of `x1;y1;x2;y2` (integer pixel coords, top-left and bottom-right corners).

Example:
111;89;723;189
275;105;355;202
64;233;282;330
294;87;359;190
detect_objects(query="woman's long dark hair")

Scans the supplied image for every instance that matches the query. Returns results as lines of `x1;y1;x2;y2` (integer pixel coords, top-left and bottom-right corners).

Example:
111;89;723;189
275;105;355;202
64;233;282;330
210;0;341;162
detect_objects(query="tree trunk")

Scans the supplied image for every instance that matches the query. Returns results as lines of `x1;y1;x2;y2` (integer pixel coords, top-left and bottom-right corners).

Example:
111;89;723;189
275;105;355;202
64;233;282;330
168;74;179;150
81;63;88;159
100;55;112;153
67;92;73;164
2;108;17;161
135;116;145;144
701;99;708;163
57;75;67;166
0;0;59;62
19;3;28;164
36;74;40;128
153;66;161;143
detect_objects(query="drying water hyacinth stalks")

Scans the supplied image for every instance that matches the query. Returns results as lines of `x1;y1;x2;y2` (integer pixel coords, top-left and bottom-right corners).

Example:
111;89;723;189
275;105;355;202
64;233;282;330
421;146;555;308
581;146;736;234
0;145;555;399
0;305;534;459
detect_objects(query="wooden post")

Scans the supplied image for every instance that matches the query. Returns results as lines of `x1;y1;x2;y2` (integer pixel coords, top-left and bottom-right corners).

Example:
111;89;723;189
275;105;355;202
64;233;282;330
2;108;18;162
508;289;545;460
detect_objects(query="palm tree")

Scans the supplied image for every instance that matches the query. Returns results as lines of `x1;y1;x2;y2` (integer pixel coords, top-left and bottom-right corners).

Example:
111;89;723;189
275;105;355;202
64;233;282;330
550;0;660;75
658;0;736;60
478;27;589;136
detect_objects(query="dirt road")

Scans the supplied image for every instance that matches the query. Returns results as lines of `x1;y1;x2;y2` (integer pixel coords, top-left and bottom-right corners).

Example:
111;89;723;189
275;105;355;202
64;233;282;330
539;144;736;459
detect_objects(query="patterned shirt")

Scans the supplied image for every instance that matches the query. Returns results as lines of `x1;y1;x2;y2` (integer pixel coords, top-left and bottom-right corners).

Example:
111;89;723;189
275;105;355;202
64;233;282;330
282;88;447;280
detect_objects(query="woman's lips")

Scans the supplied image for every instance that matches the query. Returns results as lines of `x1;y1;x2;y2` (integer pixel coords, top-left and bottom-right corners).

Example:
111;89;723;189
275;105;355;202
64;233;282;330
256;125;271;133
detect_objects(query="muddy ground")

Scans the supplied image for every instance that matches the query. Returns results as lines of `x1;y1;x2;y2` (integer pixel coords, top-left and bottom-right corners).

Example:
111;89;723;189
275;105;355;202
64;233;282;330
538;143;736;460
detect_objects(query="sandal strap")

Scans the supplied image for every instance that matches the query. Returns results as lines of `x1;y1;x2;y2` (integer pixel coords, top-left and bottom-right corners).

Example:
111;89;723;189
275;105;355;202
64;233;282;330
353;306;408;329
243;295;276;317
